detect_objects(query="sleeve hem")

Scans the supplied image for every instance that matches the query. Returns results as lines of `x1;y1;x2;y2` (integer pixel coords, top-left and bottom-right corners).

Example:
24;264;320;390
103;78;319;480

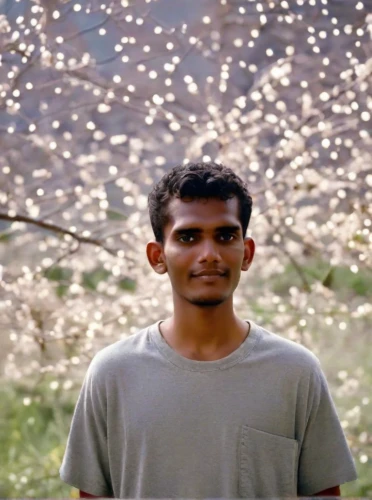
298;469;358;496
60;469;112;498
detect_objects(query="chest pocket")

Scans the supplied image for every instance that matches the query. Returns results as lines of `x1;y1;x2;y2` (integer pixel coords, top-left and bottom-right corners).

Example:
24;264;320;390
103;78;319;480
239;425;298;497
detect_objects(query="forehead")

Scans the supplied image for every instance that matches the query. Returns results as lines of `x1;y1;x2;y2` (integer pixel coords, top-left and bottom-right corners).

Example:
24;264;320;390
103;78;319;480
165;197;241;233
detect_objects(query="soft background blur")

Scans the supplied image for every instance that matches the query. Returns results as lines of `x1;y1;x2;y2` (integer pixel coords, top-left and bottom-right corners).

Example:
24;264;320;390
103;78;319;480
0;0;371;497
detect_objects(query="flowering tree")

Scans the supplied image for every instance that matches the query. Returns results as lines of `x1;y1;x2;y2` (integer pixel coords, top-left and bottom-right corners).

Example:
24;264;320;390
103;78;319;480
0;0;371;495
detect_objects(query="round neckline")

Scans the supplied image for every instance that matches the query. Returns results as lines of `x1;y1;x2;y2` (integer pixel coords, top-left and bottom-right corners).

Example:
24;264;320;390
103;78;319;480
149;319;261;372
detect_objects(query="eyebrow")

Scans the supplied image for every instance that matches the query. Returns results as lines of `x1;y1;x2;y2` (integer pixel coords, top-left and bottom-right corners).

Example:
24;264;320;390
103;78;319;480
173;225;241;235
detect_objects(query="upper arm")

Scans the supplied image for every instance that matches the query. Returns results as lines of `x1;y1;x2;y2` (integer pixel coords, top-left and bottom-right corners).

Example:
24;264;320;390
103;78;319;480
60;362;113;497
297;365;357;495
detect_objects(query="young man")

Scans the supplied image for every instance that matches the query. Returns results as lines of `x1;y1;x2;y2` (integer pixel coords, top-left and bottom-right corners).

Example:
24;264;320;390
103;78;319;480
60;162;357;498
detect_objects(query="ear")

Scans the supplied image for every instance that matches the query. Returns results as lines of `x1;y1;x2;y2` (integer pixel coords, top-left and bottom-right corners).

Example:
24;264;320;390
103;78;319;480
146;240;167;275
241;237;255;272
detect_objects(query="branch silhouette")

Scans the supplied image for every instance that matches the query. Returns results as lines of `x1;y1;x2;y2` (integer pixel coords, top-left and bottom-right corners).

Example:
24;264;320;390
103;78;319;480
0;212;118;256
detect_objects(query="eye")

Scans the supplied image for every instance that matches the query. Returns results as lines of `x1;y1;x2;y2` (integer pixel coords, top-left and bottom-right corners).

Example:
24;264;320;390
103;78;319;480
178;234;196;243
219;233;235;242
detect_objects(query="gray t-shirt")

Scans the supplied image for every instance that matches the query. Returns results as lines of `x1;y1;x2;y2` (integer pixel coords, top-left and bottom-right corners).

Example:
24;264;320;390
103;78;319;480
60;320;357;498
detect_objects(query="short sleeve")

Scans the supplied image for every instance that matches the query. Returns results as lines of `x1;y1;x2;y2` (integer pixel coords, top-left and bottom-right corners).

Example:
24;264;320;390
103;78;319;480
60;360;113;497
297;363;357;495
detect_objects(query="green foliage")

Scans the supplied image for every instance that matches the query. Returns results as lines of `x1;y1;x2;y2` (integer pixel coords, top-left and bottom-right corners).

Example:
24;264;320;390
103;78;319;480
118;277;137;292
0;382;78;498
44;266;74;297
272;259;372;298
44;266;73;282
82;267;111;290
56;284;70;298
106;208;128;221
0;231;12;242
343;462;372;497
44;265;136;296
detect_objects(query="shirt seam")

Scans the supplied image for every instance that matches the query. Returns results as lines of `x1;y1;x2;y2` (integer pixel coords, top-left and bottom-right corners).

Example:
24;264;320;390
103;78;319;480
149;321;263;372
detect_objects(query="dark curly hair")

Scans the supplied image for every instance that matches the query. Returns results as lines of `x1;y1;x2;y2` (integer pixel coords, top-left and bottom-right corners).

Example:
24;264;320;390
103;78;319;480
148;162;253;243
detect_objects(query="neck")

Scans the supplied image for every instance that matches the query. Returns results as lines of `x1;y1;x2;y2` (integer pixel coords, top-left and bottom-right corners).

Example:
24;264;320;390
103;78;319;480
159;295;249;361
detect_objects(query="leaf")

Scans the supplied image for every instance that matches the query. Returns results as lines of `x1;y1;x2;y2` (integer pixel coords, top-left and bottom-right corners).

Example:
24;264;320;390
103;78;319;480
82;268;111;290
44;267;73;282
0;232;12;242
118;277;136;292
352;277;369;296
107;208;128;221
352;233;365;244
322;267;334;288
56;285;69;298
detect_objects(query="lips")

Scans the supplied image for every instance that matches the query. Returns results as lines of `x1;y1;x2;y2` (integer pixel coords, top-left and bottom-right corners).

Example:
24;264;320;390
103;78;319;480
192;269;226;277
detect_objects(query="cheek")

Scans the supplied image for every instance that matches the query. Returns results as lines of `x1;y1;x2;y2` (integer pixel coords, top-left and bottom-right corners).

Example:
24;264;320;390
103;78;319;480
165;249;192;274
225;246;244;261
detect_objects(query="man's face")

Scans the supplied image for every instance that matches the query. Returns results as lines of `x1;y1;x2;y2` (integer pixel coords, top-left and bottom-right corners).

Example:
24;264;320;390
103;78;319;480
158;196;254;307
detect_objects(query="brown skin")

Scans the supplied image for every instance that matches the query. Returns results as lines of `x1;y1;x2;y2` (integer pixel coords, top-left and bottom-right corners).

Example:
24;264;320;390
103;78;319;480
146;197;255;361
79;196;341;498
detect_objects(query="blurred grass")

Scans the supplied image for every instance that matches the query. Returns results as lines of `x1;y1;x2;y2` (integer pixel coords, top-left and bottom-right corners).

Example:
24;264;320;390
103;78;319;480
0;382;77;498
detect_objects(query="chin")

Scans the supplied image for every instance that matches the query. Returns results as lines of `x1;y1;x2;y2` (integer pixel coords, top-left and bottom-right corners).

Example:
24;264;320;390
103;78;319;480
189;296;227;307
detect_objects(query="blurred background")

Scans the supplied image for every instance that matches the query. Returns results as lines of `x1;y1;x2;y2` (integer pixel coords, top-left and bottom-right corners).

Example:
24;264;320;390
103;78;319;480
0;0;371;496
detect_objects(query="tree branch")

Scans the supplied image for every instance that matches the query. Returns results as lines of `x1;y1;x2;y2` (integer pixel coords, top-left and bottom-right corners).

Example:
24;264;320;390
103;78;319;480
0;212;118;256
278;245;312;293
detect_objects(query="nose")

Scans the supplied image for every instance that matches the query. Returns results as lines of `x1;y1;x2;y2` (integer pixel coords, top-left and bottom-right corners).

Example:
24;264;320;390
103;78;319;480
197;238;222;263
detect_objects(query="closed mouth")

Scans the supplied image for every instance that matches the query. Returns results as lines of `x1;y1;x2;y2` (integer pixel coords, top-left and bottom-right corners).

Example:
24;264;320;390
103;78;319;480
192;272;227;278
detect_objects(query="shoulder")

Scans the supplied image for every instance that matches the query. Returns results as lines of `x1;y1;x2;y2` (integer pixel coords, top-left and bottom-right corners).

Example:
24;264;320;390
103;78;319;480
87;322;156;379
250;321;322;377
